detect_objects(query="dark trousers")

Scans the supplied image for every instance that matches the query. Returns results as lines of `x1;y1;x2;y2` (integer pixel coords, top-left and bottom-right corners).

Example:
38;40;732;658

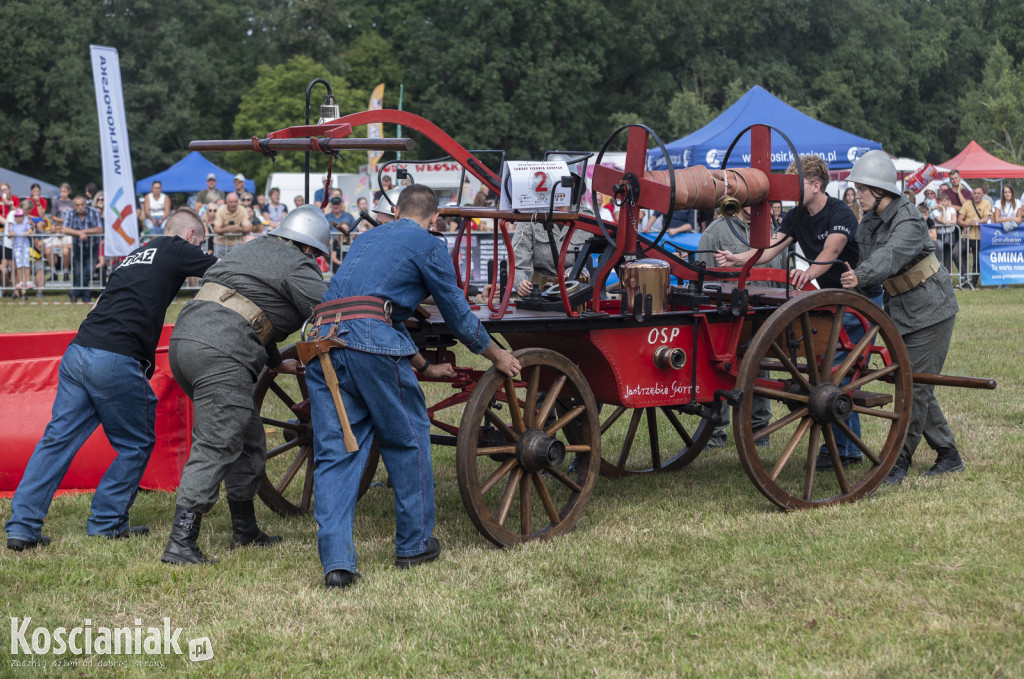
72;239;97;301
959;238;980;286
169;339;266;514
936;231;957;274
901;316;959;461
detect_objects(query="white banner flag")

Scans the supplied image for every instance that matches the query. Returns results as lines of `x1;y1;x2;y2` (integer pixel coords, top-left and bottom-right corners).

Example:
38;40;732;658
90;45;138;256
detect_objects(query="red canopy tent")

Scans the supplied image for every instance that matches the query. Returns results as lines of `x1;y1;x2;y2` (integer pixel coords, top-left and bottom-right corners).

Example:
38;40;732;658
940;141;1024;179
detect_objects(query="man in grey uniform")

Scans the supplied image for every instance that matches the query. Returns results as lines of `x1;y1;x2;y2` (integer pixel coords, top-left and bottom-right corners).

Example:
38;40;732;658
841;151;964;484
161;205;330;564
697;207;787;448
511;221;591;297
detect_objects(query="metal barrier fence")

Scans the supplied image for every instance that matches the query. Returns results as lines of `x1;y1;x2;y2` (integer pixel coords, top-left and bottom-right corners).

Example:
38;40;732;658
0;226;989;299
939;225;983;290
0;232;361;299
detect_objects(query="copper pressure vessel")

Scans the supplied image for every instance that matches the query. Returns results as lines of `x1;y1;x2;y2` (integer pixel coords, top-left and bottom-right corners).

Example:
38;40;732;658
621;259;670;314
644;166;770;211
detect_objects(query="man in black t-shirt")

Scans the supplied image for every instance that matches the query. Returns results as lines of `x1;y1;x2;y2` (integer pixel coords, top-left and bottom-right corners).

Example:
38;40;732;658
714;154;883;471
715;154;879;294
5;209;216;551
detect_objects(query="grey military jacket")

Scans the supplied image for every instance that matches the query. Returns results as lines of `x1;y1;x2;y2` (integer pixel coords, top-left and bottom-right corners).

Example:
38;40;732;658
854;196;958;335
511;222;590;291
173;236;328;377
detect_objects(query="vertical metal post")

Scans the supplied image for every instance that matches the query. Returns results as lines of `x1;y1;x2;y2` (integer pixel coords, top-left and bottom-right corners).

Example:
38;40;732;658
305;78;333;203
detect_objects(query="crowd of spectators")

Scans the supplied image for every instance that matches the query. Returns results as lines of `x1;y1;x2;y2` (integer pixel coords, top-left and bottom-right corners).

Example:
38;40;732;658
8;163;1014;302
899;168;1020;287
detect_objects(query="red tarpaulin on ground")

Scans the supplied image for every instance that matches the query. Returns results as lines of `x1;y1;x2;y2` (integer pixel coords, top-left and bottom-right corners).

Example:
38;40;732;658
940;141;1024;179
0;326;192;498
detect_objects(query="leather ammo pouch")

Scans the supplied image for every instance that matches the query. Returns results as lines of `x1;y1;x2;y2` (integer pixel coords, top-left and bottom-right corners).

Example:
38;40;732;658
882;252;941;296
194;281;275;345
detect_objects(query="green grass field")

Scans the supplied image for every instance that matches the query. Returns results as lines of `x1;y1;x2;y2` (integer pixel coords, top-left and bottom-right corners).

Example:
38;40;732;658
1;289;1022;677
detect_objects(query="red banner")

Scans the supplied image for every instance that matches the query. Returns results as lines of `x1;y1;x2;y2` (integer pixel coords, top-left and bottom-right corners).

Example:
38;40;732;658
0;326;191;497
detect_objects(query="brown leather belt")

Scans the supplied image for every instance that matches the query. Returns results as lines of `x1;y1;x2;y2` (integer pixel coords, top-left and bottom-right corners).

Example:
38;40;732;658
882;252;940;296
194;282;275;345
310;296;393;328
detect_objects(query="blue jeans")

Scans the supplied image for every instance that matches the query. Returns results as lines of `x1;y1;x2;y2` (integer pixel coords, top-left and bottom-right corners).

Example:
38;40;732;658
830;292;884;458
5;344;157;541
307;348;435;575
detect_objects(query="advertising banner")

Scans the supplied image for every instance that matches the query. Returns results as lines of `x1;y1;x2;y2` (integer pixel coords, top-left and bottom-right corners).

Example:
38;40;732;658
89;45;138;256
979;224;1024;285
366;84;386;174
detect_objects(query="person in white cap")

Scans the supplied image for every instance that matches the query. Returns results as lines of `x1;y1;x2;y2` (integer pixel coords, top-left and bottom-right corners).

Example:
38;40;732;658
233;173;246;197
195;173;224;212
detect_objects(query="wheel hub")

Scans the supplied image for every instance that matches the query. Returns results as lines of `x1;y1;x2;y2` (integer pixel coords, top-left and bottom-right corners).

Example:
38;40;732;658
808;383;853;424
516;427;566;473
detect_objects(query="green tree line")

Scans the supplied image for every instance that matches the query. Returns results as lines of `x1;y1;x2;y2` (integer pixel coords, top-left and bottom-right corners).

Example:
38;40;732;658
1;0;1023;192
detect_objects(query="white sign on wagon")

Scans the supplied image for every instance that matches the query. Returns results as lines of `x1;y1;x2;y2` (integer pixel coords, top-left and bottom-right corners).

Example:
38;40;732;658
499;160;572;211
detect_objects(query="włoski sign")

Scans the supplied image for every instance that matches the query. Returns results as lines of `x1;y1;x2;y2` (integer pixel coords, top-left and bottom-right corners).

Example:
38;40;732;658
499;160;571;211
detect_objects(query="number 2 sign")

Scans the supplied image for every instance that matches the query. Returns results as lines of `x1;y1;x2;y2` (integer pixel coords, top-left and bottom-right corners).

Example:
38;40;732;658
500;160;571;211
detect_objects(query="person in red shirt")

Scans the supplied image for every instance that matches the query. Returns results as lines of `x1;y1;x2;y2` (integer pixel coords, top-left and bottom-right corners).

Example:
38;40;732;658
940;169;971;208
0;182;20;292
23;184;48;222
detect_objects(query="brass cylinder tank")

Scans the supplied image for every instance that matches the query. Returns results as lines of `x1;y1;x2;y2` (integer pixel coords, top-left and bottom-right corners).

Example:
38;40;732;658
621;258;670;314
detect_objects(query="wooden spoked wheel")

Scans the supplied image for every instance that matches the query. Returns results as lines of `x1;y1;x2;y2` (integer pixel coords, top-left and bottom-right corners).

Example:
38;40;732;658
254;344;380;516
456;348;601;547
734;290;912;510
598;405;714;477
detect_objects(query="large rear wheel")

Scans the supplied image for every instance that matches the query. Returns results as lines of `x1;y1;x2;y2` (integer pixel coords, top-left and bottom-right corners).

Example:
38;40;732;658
734;290;912;509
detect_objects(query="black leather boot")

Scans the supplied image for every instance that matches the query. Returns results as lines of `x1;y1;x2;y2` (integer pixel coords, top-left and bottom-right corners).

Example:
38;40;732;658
228;499;282;549
924;449;966;477
883;451;912;485
161;507;216;565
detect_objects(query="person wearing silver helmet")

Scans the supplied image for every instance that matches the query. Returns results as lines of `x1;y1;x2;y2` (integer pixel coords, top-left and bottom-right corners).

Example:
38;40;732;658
370;187;403;225
161;204;329;565
841;150;964;484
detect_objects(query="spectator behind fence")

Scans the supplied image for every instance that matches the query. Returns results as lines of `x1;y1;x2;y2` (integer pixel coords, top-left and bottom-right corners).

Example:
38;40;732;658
941;169;971;208
843;187;862;222
212;192;252;258
54;183;73;216
373;174;393;201
9;209;33;299
59;195;102;303
263;187;287;229
0;182;16;293
956;184;991;287
314;173;332;205
293;194;305;208
195;173;225;213
993;184;1021;232
24;184;48;224
47;183;74;279
242;193;266;227
933;193;959;272
233;174;247;199
143;181;171;235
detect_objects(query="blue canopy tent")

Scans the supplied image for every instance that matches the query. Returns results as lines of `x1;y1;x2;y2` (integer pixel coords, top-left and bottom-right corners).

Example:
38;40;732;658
134;152;255;195
647;86;882;172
